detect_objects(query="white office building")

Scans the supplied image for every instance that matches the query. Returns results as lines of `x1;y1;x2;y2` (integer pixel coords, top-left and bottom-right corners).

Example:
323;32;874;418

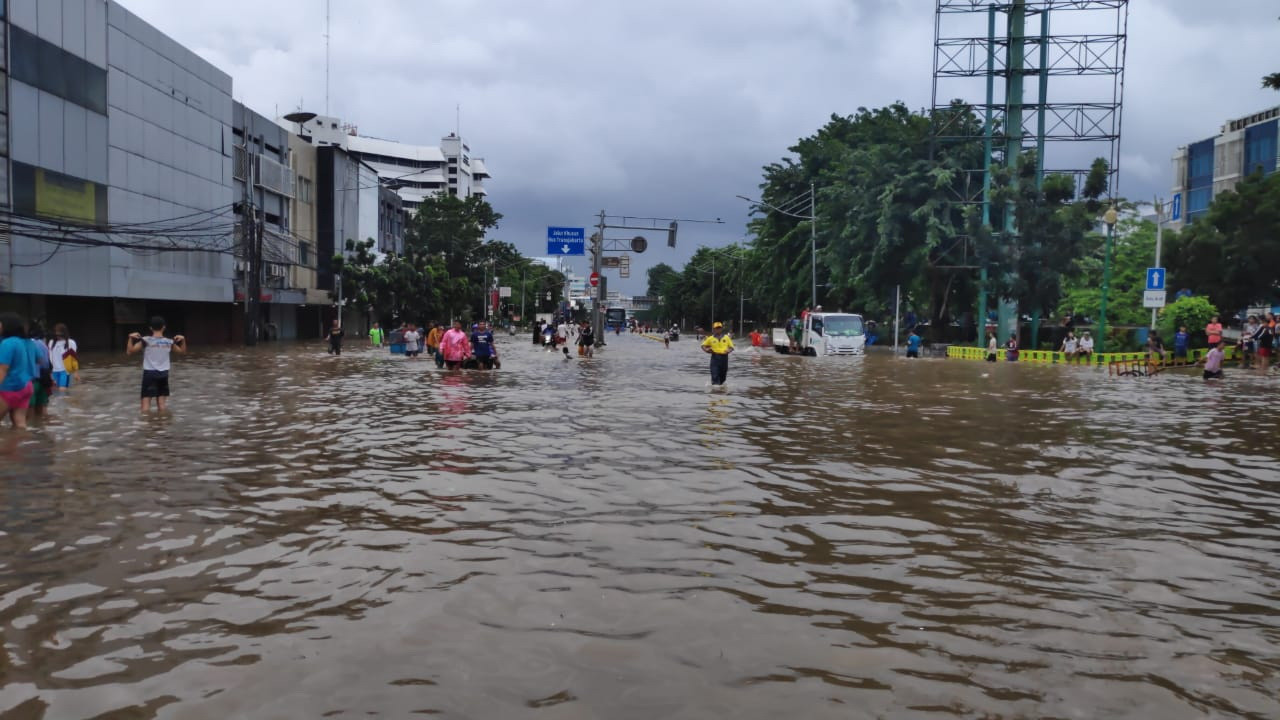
280;115;490;214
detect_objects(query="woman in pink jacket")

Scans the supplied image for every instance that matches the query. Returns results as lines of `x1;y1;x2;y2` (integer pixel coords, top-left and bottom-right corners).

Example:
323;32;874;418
439;320;472;370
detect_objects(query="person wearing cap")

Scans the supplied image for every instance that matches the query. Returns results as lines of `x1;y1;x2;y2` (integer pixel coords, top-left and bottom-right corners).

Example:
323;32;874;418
701;322;734;386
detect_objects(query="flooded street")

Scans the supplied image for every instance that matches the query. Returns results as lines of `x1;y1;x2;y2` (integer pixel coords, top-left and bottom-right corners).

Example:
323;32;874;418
2;334;1279;719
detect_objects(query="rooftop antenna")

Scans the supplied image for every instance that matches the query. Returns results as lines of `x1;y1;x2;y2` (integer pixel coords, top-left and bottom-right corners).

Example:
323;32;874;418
456;103;460;137
324;0;330;115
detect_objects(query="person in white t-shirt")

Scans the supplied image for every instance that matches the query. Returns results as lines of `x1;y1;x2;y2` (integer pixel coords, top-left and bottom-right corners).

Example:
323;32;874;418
47;323;79;389
126;316;186;412
1060;331;1078;363
403;324;422;359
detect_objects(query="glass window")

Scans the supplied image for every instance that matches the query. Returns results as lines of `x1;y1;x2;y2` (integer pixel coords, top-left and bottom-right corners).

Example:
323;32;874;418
8;26;106;116
1244;120;1278;177
10;27;38;86
84;65;107;115
37;40;65;99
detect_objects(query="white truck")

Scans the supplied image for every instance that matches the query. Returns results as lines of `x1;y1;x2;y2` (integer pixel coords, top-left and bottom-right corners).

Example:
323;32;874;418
772;312;866;356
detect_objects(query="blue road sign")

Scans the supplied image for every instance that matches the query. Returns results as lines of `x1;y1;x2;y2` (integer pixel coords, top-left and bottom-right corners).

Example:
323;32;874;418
1170;193;1182;222
547;227;586;256
1146;267;1166;291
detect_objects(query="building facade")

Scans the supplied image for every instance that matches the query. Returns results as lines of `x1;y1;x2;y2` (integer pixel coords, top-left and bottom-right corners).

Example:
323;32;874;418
1;0;236;348
283;113;490;214
1171;106;1279;228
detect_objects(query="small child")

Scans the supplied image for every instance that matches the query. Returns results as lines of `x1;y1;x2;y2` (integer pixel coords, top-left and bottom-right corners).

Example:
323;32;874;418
906;328;922;359
1173;326;1189;364
403;324;421;359
127;316;186;412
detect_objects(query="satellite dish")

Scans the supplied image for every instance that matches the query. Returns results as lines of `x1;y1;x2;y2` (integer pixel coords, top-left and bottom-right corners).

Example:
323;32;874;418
631;236;648;254
284;111;318;124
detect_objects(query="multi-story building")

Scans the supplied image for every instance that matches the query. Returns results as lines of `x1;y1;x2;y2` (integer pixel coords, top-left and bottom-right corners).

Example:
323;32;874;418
1171;106;1279;229
282;113;490;214
1;0;235;348
288;130;327;337
232;100;323;340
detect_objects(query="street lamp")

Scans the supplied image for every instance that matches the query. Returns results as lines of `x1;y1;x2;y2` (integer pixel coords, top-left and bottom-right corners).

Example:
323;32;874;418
736;183;816;309
1097;204;1119;353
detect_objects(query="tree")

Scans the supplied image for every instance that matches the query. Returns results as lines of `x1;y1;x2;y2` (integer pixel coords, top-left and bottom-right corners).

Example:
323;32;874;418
1057;214;1152;328
1158;296;1218;347
1164;170;1280;313
746;103;986;333
404;193;503;319
984;154;1108;339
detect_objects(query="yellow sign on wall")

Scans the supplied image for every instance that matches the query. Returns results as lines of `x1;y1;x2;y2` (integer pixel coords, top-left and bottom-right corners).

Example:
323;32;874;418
35;168;98;224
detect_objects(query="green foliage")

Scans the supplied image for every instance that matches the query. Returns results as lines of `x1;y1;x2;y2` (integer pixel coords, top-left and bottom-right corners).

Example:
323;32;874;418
742;102;986;328
1264;72;1280;91
1165;171;1280;313
329;194;556;324
655;102;1110;333
654;244;758;329
1158;295;1218;346
1057;215;1152;326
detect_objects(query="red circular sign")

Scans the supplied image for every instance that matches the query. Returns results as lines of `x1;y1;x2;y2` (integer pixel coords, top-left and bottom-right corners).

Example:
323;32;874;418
589;272;600;287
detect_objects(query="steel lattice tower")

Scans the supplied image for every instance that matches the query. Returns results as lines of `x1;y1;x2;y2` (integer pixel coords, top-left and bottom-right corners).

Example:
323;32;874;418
930;0;1128;337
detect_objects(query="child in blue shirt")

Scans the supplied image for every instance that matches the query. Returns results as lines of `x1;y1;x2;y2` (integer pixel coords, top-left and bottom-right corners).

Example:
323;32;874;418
906;329;922;358
1174;326;1189;363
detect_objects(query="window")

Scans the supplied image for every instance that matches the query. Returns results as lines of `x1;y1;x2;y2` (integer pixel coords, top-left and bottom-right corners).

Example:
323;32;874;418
299;241;311;266
1244;120;1278;177
9;26;107;116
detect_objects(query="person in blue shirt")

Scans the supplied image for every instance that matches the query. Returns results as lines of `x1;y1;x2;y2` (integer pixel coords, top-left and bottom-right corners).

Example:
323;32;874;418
906;328;922;358
1174;326;1190;364
470;320;498;370
0;312;37;429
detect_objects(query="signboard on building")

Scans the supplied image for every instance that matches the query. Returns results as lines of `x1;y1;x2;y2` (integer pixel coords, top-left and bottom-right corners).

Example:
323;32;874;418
1170;193;1182;222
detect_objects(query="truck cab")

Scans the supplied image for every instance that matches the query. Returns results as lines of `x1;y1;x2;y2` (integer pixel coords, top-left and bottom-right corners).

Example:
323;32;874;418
772;312;866;356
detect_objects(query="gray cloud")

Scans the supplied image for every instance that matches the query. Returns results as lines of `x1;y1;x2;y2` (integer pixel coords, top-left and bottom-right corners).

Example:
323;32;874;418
119;0;1280;293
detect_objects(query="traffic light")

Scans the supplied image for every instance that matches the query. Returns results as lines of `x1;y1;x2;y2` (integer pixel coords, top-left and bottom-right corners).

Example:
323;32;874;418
667;221;678;248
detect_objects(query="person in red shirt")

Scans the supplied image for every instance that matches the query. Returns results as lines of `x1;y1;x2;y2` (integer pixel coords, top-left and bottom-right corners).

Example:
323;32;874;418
749;328;763;348
1205;316;1223;347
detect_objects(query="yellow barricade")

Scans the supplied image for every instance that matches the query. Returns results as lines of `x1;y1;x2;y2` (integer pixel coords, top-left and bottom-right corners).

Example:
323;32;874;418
946;344;1240;366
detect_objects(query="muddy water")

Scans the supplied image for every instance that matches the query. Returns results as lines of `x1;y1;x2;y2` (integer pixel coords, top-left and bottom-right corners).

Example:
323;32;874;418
1;334;1278;719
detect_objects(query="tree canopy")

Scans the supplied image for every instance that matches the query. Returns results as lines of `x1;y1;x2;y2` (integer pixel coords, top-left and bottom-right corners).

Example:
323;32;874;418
1165;170;1280;314
331;194;564;325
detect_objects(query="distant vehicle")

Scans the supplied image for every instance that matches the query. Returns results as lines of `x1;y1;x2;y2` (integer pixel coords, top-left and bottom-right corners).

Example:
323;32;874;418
772;312;866;356
605;307;627;330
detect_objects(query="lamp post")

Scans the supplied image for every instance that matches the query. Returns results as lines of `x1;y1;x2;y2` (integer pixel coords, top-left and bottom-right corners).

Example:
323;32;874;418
1097;204;1118;353
736;183;816;309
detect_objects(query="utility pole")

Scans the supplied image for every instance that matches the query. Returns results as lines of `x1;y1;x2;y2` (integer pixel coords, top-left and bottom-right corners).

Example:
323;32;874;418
809;181;816;309
1152;196;1164;330
710;255;716;327
591;210;605;343
241;105;261;347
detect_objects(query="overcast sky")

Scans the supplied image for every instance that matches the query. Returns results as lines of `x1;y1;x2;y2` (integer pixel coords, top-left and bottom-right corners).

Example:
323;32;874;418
121;0;1279;294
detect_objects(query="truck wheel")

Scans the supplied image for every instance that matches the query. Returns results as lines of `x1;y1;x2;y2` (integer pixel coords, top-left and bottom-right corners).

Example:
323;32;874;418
775;346;788;354
804;347;817;357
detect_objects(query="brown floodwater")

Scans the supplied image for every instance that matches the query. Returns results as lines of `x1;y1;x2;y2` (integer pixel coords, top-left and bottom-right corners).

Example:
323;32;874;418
1;333;1278;719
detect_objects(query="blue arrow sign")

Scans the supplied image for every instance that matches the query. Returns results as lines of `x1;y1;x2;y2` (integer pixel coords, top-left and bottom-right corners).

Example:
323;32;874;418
1170;193;1182;222
1146;267;1166;291
547;227;586;256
